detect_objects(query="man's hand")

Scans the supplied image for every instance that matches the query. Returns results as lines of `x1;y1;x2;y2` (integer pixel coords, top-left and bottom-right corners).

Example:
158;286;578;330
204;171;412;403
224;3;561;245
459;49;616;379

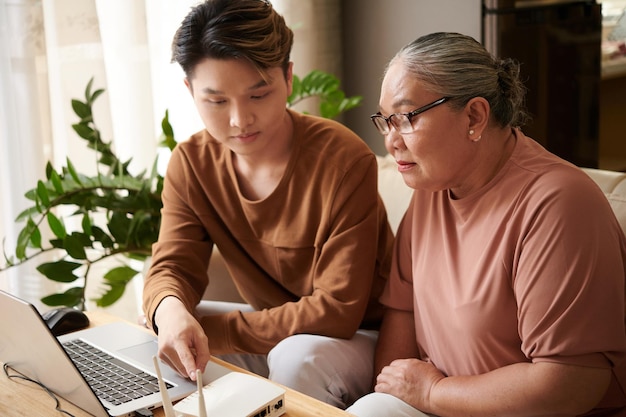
154;296;211;381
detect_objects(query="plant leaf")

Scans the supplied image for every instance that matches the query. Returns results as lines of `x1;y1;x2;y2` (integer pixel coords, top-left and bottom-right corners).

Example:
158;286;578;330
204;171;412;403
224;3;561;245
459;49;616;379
92;226;114;249
49;169;64;194
64;233;89;259
72;122;94;140
41;287;84;308
36;180;50;208
45;161;54;180
66;157;83;186
90;88;105;103
159;110;177;151
15;218;38;259
104;265;139;283
85;77;94;100
28;218;42;249
95;283;126;307
81;213;92;235
36;260;82;283
71;99;91;120
108;211;131;243
46;212;67;239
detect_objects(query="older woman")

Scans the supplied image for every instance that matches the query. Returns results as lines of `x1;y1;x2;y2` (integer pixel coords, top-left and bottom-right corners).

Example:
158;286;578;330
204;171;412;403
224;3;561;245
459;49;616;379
348;32;626;417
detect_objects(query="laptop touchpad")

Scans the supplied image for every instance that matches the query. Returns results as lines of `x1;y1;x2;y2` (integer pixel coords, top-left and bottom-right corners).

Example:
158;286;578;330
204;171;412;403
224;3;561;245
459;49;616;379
118;340;159;364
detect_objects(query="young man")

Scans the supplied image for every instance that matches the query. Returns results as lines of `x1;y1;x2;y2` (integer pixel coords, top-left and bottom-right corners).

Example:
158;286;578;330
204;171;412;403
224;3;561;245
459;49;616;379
142;0;394;408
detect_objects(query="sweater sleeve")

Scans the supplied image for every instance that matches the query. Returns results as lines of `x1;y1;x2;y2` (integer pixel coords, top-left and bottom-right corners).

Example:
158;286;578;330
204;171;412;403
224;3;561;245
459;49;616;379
142;145;213;331
513;170;626;368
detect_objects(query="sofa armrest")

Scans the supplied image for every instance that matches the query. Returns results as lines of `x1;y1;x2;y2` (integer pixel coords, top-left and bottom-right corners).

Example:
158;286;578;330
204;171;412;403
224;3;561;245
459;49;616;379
581;167;626;235
377;154;412;234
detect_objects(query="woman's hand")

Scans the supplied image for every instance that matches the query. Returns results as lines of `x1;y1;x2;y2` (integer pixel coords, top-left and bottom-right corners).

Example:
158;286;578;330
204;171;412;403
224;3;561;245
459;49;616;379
154;296;211;381
375;358;444;413
375;358;612;416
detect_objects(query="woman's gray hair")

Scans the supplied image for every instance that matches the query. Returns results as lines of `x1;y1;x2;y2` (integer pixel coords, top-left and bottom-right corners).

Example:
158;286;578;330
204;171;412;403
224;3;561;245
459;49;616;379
389;32;529;128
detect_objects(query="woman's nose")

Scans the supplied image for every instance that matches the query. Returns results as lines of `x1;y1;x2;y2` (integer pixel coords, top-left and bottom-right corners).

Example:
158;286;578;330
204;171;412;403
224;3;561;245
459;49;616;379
385;129;406;152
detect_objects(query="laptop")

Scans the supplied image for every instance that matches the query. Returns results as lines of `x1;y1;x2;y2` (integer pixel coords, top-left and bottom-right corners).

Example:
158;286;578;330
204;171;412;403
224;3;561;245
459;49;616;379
0;289;231;417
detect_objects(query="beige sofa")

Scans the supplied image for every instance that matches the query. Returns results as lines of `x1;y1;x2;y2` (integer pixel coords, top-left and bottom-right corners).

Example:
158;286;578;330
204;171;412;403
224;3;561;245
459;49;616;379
581;166;626;233
203;154;626;303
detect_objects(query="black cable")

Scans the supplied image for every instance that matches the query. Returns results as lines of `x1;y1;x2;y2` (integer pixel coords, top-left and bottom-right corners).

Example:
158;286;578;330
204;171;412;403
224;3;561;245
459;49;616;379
3;362;76;416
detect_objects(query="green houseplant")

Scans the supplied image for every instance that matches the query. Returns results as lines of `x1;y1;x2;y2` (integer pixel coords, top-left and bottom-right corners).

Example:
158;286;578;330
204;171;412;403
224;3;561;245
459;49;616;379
0;71;362;310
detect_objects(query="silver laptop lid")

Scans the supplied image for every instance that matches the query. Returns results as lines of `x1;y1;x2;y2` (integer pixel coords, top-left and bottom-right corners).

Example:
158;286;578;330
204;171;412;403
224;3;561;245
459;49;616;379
0;290;108;417
0;289;231;416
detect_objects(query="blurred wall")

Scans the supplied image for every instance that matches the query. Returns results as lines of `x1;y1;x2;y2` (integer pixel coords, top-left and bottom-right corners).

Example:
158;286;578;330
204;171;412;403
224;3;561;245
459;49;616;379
340;0;482;154
273;0;343;115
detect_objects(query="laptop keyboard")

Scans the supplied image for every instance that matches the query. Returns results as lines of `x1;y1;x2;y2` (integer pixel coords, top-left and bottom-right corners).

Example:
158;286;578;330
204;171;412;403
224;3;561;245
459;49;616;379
62;339;172;406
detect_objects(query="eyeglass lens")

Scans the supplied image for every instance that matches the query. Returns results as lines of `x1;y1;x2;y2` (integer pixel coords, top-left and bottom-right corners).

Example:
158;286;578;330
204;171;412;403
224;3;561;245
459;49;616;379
371;97;449;135
372;115;410;135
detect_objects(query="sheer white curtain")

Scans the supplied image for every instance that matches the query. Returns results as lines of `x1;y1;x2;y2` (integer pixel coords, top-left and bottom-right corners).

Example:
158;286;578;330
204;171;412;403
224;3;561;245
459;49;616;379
0;0;202;320
0;0;340;321
1;0;59;308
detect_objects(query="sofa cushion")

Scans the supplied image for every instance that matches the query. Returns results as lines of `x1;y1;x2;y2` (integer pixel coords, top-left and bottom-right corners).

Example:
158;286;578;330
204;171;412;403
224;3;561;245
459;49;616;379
581;168;626;235
376;154;412;234
606;194;626;235
581;168;626;195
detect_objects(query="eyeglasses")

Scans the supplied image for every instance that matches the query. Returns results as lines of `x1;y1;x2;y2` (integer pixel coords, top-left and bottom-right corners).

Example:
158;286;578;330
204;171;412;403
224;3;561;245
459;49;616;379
370;97;450;135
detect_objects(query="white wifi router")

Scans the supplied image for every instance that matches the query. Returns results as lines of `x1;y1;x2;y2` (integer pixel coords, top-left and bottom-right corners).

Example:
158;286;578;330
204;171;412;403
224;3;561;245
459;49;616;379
153;356;286;417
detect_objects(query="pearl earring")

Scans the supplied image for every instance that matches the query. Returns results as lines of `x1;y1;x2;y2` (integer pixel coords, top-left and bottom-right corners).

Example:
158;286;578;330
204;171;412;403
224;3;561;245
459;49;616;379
469;129;475;136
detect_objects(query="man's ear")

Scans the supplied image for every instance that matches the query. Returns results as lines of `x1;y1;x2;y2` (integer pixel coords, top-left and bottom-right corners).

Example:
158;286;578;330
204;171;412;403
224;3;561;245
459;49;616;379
466;96;489;138
285;62;294;97
184;77;193;96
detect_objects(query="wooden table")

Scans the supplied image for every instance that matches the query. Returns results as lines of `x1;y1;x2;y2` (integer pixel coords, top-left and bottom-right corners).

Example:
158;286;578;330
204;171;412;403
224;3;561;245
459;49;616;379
0;310;353;417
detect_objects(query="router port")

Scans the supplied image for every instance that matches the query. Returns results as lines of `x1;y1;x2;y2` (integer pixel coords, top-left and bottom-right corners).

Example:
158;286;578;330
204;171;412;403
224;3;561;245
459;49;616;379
251;406;269;417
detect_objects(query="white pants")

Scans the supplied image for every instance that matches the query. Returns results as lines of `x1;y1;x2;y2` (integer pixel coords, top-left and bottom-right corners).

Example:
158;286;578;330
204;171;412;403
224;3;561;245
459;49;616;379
347;392;434;417
197;301;378;409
